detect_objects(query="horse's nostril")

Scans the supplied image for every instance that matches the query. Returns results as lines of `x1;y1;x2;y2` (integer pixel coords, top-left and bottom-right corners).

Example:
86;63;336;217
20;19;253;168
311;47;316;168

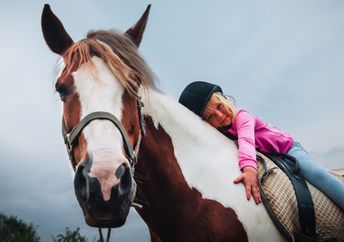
115;164;126;179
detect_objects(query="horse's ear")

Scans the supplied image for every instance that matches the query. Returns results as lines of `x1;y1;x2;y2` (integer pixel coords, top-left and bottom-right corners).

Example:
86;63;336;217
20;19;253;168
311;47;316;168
125;5;151;47
41;4;74;55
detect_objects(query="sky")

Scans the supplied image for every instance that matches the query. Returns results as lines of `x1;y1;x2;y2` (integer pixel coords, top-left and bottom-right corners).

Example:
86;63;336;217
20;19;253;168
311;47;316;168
0;1;344;241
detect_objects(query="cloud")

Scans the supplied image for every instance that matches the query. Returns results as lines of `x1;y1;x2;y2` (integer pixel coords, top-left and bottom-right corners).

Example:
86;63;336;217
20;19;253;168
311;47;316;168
0;146;150;242
312;146;344;170
1;1;344;241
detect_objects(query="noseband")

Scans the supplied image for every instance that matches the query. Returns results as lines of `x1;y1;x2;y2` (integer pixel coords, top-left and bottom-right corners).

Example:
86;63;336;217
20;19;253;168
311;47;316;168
62;98;145;171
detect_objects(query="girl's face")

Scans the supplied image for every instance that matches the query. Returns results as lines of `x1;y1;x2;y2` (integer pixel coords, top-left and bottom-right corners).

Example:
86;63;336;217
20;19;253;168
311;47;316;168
202;95;233;128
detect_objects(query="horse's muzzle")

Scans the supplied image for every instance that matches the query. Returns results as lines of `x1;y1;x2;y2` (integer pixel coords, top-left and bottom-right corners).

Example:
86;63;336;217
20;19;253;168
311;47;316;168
74;163;136;227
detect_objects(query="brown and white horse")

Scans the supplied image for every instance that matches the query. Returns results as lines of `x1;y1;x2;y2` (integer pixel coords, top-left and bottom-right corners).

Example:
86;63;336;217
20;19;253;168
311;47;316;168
41;4;287;242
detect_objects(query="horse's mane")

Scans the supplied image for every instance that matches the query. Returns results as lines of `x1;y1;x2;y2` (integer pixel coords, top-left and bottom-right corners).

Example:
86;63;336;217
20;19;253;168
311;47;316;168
62;29;156;94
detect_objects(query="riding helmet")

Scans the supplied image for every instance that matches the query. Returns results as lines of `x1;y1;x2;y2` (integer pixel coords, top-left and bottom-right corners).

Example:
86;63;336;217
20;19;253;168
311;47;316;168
178;81;222;117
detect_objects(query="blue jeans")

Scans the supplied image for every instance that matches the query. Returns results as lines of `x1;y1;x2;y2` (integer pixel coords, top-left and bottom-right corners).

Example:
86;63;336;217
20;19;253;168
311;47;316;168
287;142;344;211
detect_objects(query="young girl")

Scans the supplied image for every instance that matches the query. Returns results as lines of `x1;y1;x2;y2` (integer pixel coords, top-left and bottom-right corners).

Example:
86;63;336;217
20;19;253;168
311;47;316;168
179;81;344;210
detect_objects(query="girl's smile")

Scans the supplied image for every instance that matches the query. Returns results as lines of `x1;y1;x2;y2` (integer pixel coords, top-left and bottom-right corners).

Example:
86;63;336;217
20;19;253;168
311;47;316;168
202;95;233;128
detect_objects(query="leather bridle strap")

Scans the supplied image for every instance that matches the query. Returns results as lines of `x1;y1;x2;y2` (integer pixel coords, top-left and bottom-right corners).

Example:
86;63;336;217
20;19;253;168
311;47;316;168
62;111;138;167
62;100;145;242
98;228;111;242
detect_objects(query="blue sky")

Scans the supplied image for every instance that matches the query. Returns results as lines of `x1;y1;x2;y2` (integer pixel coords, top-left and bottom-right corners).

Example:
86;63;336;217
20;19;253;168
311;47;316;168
0;1;343;241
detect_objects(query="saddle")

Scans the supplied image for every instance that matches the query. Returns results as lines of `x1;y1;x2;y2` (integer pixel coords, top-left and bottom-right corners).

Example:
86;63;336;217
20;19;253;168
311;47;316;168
256;152;344;242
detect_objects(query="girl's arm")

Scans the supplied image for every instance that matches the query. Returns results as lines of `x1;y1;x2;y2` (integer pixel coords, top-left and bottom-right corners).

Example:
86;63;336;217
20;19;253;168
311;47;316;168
233;110;261;204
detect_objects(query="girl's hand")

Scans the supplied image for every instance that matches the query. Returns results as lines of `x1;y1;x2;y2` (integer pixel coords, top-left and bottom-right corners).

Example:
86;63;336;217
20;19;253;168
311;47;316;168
233;166;262;204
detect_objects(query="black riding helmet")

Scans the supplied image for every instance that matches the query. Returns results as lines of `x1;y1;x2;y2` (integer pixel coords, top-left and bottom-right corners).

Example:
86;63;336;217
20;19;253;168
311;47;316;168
178;81;223;117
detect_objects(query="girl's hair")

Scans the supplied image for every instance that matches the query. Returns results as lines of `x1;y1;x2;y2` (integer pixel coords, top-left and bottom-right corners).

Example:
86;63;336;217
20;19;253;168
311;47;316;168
203;92;237;121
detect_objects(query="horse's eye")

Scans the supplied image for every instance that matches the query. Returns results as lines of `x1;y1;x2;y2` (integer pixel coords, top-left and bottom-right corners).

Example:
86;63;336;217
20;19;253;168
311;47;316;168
55;84;69;101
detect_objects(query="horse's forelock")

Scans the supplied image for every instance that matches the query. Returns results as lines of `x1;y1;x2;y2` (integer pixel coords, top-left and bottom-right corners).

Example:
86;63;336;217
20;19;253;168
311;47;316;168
60;29;155;96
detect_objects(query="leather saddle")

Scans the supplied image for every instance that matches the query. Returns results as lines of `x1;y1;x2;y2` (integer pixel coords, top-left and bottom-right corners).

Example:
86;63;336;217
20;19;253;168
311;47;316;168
256;152;344;242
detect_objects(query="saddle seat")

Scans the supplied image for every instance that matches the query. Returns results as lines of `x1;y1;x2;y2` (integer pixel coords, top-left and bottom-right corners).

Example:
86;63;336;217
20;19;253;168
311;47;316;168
257;152;344;242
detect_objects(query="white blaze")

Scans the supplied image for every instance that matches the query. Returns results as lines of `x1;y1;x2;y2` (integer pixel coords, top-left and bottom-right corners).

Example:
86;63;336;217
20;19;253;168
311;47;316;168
73;57;129;201
141;89;286;242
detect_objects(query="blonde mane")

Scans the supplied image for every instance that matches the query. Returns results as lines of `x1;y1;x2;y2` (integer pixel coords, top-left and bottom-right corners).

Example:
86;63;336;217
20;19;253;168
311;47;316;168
62;30;156;94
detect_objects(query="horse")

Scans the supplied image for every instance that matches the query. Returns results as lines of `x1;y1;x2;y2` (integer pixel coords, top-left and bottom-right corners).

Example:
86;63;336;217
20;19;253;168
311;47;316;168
41;4;310;242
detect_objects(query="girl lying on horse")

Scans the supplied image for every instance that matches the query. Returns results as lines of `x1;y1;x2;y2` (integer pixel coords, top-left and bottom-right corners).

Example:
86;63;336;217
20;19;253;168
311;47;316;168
179;81;344;211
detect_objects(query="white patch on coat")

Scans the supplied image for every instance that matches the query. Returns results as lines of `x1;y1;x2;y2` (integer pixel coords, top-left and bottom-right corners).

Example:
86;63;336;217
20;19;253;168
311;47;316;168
72;56;129;201
56;58;66;81
141;89;286;242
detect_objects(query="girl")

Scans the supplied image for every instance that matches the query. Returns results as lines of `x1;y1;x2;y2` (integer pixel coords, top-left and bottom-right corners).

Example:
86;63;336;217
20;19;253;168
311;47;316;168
179;81;344;210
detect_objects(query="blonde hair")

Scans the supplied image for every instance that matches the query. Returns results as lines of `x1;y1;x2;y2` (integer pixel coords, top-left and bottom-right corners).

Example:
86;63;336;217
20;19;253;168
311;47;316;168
203;92;237;121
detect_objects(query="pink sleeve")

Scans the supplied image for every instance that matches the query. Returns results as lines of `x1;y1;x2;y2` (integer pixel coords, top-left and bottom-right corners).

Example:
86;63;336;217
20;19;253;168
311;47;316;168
234;110;257;170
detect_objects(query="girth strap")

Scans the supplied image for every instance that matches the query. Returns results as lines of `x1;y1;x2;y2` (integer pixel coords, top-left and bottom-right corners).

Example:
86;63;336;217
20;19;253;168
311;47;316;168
218;127;318;238
265;153;316;238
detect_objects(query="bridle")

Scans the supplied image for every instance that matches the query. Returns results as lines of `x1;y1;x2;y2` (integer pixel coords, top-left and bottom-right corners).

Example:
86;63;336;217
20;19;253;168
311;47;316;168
62;98;145;171
61;96;145;242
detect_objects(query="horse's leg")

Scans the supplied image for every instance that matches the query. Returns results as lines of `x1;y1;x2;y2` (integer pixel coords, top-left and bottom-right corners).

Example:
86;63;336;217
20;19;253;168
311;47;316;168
149;228;162;242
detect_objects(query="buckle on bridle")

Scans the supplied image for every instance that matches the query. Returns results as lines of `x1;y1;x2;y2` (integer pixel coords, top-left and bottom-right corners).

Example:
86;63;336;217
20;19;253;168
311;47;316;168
137;98;144;108
131;151;138;167
64;133;73;152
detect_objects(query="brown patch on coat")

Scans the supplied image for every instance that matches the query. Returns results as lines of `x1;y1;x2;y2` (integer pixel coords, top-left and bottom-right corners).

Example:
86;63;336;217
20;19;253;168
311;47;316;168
56;63;87;167
120;90;140;148
135;117;248;242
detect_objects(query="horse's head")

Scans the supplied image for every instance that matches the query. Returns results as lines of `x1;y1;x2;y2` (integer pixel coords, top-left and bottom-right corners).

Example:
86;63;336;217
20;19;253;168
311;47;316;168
41;4;153;227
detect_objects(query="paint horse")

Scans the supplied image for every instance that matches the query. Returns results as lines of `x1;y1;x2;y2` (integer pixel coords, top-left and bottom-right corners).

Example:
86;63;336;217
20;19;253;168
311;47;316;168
41;5;301;242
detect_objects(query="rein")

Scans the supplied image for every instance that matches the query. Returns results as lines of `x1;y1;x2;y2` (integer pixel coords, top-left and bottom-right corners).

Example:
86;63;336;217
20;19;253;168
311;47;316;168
61;96;145;242
98;228;111;242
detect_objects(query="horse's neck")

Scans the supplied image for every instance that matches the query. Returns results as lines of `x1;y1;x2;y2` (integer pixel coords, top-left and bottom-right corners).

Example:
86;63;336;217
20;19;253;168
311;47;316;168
134;89;249;241
136;115;249;242
139;89;242;194
135;116;199;226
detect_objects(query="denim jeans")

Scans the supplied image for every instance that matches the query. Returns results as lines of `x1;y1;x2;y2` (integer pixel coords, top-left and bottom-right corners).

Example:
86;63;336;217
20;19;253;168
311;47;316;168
287;142;344;211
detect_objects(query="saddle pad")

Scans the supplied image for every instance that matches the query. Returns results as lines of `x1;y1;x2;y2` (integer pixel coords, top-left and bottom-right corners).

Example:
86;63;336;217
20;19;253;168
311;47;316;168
257;153;344;242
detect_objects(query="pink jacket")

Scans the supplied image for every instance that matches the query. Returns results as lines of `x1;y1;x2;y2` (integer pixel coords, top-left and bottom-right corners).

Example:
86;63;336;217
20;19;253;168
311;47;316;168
226;109;294;170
